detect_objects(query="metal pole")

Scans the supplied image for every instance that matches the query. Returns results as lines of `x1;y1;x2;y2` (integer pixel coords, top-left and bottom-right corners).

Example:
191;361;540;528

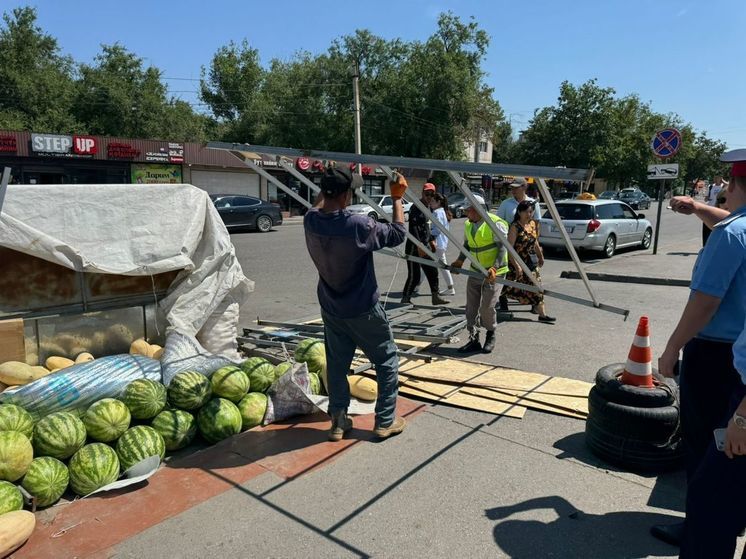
534;177;600;306
0;166;10;212
231;152;314;210
653;178;665;255
378;165;488;276
446;170;538;285
352;61;362;176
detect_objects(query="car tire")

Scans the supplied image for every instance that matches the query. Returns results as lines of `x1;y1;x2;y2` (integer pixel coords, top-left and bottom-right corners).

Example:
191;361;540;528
256;215;273;233
585;414;686;473
594;363;677;408
602;234;616;258
640;228;653;250
368;211;378;221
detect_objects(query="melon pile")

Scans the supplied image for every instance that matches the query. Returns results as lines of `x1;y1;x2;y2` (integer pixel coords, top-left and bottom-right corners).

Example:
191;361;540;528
0;350;322;513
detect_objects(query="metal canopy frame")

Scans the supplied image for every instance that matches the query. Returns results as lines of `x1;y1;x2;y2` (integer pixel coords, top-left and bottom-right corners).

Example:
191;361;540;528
207;142;628;319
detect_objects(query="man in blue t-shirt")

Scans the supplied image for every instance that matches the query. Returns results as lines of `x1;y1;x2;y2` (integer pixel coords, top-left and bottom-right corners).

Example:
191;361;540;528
654;151;746;555
304;167;408;442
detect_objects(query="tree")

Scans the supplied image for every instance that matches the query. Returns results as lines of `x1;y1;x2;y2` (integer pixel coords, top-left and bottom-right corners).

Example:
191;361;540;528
0;7;78;132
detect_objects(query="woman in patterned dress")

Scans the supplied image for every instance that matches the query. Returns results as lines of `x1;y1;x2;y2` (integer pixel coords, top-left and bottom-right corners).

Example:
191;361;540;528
503;200;556;323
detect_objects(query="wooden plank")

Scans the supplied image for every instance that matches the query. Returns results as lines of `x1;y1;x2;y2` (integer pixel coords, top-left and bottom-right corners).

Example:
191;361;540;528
399;358;592;397
397;383;526;419
478;386;589;416
459;387;587;419
0;319;25;363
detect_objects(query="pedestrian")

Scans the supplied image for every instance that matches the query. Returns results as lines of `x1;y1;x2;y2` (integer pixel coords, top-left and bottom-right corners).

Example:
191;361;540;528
496;177;542;312
304;166;409;441
401;183;448;306
450;195;512;353
652;150;746;551
431;192;455;296
703;175;728;245
502;200;556;323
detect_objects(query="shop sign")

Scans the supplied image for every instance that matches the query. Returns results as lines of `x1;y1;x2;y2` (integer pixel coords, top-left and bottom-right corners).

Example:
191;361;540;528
31;133;97;158
0;136;16;153
168;142;184;163
144;147;169;163
131;164;182;184
296;157;311;171
107;142;141;159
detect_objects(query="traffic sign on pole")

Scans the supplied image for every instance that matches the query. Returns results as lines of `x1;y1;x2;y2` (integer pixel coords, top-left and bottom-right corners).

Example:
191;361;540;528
651;128;682;159
647;163;679;179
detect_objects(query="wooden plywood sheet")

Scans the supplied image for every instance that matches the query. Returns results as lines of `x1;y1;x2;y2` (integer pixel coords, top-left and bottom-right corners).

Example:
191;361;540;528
459;387;587;419
0;319;25;363
397;382;526;419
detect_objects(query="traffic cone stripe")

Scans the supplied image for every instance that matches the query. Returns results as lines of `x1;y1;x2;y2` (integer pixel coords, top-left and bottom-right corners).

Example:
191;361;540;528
632;335;650;348
621;316;654;388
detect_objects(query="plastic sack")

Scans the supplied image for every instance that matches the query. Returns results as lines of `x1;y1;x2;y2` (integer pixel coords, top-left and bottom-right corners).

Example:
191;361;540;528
161;330;236;386
0;354;161;420
196;291;241;361
263;362;318;425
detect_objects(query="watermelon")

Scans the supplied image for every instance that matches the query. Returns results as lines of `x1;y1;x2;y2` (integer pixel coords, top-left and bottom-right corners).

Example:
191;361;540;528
151;410;196;451
0;481;22;515
273;362;292;381
121;379;167;419
83;399;131;442
68;443;120;496
168;372;212;410
197;398;242;443
21;457;69;507
236;393;267;431
33;411;86;460
0;431;33;482
308;372;322;395
0;405;34;440
210;366;250;403
116;426;165;471
240;359;275;394
294;339;326;372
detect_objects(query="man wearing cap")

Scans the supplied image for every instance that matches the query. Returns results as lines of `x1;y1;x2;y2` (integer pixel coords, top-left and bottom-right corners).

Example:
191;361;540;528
496;178;542;312
653;149;746;553
401;182;448;306
304;167;408;441
450;195;511;353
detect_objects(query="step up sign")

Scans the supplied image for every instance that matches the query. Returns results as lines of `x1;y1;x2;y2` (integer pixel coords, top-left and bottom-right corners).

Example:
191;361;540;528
647;163;679;180
31;133;97;157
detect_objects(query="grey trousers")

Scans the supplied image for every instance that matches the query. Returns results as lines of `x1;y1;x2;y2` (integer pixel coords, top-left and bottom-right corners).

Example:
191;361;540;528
465;275;504;337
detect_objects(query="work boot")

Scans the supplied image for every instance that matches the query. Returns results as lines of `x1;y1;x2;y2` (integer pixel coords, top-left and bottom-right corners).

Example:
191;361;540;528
374;416;406;439
458;335;481;353
432;293;448;305
328;411;353;442
498;295;509;312
650;522;684;547
482;331;496;353
401;295;412;305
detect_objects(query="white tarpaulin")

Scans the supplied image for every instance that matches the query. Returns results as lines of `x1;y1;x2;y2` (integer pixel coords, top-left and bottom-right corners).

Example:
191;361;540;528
0;183;253;335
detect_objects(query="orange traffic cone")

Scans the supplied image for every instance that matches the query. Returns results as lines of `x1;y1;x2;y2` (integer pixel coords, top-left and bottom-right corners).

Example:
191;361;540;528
621;316;654;388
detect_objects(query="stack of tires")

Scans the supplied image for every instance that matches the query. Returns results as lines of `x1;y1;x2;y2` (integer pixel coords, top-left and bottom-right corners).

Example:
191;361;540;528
585;363;686;472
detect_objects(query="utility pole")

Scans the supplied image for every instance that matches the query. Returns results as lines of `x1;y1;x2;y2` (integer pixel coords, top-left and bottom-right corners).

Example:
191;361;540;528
351;60;362;176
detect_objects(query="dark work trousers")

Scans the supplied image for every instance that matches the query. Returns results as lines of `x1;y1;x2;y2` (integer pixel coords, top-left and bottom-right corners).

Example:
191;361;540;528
702;222;712;246
402;241;439;297
679;338;741;480
680;383;746;559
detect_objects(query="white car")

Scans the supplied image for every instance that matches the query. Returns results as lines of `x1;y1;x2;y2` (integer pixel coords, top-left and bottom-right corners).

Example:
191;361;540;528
346;195;412;221
539;200;653;258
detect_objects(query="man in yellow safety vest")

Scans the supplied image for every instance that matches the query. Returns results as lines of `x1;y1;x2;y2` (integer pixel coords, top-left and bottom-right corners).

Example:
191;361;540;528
450;195;510;353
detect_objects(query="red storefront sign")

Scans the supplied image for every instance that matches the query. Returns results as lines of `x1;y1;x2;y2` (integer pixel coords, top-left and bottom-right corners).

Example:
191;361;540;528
296;157;311;171
0;136;16;153
107;142;141;159
73;136;98;155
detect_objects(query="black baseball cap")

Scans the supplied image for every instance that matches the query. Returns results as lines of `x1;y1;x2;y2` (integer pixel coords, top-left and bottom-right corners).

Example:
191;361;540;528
321;166;363;196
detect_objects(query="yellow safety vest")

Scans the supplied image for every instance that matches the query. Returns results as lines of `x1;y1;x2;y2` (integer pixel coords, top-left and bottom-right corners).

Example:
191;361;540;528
464;214;509;274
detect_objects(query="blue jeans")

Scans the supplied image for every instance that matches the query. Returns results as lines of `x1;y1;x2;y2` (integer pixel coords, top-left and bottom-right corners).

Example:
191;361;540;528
321;302;399;427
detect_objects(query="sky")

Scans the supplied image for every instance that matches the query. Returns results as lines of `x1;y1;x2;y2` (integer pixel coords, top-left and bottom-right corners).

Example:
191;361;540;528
11;0;746;148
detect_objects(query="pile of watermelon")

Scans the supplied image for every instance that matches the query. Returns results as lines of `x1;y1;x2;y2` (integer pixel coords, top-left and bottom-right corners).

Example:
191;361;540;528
0;351;322;513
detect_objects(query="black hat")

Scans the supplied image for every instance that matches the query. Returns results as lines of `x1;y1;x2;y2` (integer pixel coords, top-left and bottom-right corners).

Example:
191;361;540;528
516;199;536;212
321;166;362;196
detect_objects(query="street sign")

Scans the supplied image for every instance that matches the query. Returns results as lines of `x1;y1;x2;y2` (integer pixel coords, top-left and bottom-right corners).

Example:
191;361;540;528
651;128;682;158
647;163;679;180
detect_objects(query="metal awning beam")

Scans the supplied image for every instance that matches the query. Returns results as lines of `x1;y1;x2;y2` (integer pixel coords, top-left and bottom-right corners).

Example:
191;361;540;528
207;142;591;181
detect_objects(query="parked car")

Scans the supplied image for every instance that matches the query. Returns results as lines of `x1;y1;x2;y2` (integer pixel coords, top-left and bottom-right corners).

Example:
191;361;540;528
447;192;489;218
598;191;619;200
346;195;413;220
618;189;651;209
539;200;653;258
210;194;283;232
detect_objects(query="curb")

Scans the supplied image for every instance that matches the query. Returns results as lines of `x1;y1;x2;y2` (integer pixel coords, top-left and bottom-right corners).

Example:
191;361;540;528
560;270;690;287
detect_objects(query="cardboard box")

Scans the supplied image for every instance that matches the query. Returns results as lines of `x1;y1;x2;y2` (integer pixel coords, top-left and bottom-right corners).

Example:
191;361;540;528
0;319;26;363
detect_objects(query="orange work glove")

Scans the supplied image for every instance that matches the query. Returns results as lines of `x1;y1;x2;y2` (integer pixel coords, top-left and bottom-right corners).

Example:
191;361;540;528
487;267;498;284
390;172;408;199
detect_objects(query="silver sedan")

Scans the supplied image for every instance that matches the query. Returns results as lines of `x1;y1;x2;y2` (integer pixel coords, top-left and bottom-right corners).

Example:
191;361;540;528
539;200;653;258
